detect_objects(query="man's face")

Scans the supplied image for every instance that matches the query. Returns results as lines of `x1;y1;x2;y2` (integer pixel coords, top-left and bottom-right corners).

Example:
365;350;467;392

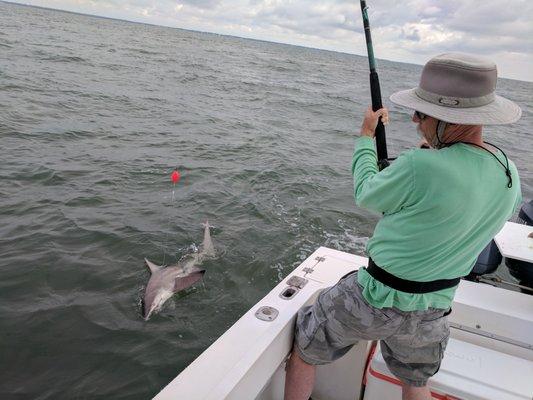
412;112;439;147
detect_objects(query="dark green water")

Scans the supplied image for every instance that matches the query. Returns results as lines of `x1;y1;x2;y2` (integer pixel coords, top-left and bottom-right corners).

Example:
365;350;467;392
0;2;531;399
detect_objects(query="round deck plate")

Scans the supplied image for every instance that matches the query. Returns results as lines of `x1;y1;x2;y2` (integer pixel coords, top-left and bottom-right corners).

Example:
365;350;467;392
255;306;279;322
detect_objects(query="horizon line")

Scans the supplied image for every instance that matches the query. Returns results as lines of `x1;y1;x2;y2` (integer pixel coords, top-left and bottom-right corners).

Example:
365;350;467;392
2;0;530;83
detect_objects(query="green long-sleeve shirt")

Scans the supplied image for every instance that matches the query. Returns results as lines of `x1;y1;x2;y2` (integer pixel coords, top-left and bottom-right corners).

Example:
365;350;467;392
352;136;522;311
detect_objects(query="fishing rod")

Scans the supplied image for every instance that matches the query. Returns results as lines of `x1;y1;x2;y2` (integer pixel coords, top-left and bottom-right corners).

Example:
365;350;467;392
360;0;389;170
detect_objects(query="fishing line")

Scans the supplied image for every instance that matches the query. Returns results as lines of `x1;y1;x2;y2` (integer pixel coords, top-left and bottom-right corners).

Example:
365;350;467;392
161;168;182;265
161;190;173;266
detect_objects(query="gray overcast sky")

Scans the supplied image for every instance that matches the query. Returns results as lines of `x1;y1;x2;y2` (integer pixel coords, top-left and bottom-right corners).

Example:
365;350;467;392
11;0;533;81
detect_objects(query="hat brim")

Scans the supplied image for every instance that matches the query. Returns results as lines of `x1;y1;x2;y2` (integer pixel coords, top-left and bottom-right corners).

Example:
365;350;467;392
390;88;521;125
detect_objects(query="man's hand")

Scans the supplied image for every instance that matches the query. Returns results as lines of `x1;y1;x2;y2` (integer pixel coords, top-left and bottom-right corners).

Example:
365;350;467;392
360;106;389;138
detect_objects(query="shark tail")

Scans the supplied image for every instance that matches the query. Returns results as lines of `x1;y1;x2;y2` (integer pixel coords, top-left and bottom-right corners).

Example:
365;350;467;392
200;219;216;258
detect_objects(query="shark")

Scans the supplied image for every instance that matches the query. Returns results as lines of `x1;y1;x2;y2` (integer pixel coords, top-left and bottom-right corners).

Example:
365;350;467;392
142;221;215;320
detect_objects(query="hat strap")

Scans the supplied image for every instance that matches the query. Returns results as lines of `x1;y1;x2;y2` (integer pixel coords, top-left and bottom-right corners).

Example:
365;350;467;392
434;121;512;188
459;141;513;188
433;120;448;148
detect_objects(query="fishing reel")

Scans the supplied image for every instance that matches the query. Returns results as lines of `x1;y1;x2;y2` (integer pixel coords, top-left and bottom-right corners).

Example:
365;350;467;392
377;157;397;171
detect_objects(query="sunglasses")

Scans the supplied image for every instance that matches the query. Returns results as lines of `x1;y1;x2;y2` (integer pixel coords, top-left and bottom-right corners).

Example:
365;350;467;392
415;111;427;120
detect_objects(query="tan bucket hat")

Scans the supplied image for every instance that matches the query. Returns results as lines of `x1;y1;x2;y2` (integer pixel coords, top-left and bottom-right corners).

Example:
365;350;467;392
390;53;522;125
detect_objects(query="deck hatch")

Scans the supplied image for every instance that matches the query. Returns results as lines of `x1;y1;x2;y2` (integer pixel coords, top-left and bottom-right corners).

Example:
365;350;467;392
280;286;299;300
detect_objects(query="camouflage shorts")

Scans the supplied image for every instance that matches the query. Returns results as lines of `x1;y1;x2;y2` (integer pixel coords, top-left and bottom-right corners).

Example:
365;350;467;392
294;271;450;387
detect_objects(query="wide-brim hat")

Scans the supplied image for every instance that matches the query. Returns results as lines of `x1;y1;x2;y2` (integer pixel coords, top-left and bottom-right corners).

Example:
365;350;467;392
390;53;522;125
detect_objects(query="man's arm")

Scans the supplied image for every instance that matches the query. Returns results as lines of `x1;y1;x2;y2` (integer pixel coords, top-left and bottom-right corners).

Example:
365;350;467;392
352;107;416;214
352;139;415;214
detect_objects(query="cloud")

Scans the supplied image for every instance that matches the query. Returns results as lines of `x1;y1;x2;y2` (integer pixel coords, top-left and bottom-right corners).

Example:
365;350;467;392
180;0;223;9
400;25;421;42
9;0;533;80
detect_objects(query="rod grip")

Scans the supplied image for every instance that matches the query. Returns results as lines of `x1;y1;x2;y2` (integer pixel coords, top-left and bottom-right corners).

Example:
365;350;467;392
369;72;388;167
369;72;383;110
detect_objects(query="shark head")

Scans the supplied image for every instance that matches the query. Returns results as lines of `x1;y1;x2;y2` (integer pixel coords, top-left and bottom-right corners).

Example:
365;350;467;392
142;258;206;321
143;287;174;321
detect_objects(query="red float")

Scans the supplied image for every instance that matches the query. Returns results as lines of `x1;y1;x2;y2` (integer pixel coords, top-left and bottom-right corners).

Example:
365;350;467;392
171;169;180;184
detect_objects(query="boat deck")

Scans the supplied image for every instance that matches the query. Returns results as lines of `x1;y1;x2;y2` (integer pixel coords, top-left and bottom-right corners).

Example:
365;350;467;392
154;222;533;400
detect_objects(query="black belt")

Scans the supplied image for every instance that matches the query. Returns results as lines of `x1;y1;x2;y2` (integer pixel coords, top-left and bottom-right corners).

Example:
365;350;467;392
366;258;461;294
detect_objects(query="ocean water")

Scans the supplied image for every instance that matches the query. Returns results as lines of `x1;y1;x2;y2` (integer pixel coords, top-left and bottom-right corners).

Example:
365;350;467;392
0;2;531;399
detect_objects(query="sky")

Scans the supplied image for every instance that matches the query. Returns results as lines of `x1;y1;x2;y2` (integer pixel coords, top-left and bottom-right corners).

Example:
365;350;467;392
9;0;533;81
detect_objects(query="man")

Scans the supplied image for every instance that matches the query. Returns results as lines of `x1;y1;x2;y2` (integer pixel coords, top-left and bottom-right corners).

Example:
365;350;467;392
284;53;522;400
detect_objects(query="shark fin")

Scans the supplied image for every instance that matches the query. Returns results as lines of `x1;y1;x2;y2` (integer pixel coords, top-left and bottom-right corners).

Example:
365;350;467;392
144;258;163;274
174;269;206;292
200;220;216;258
